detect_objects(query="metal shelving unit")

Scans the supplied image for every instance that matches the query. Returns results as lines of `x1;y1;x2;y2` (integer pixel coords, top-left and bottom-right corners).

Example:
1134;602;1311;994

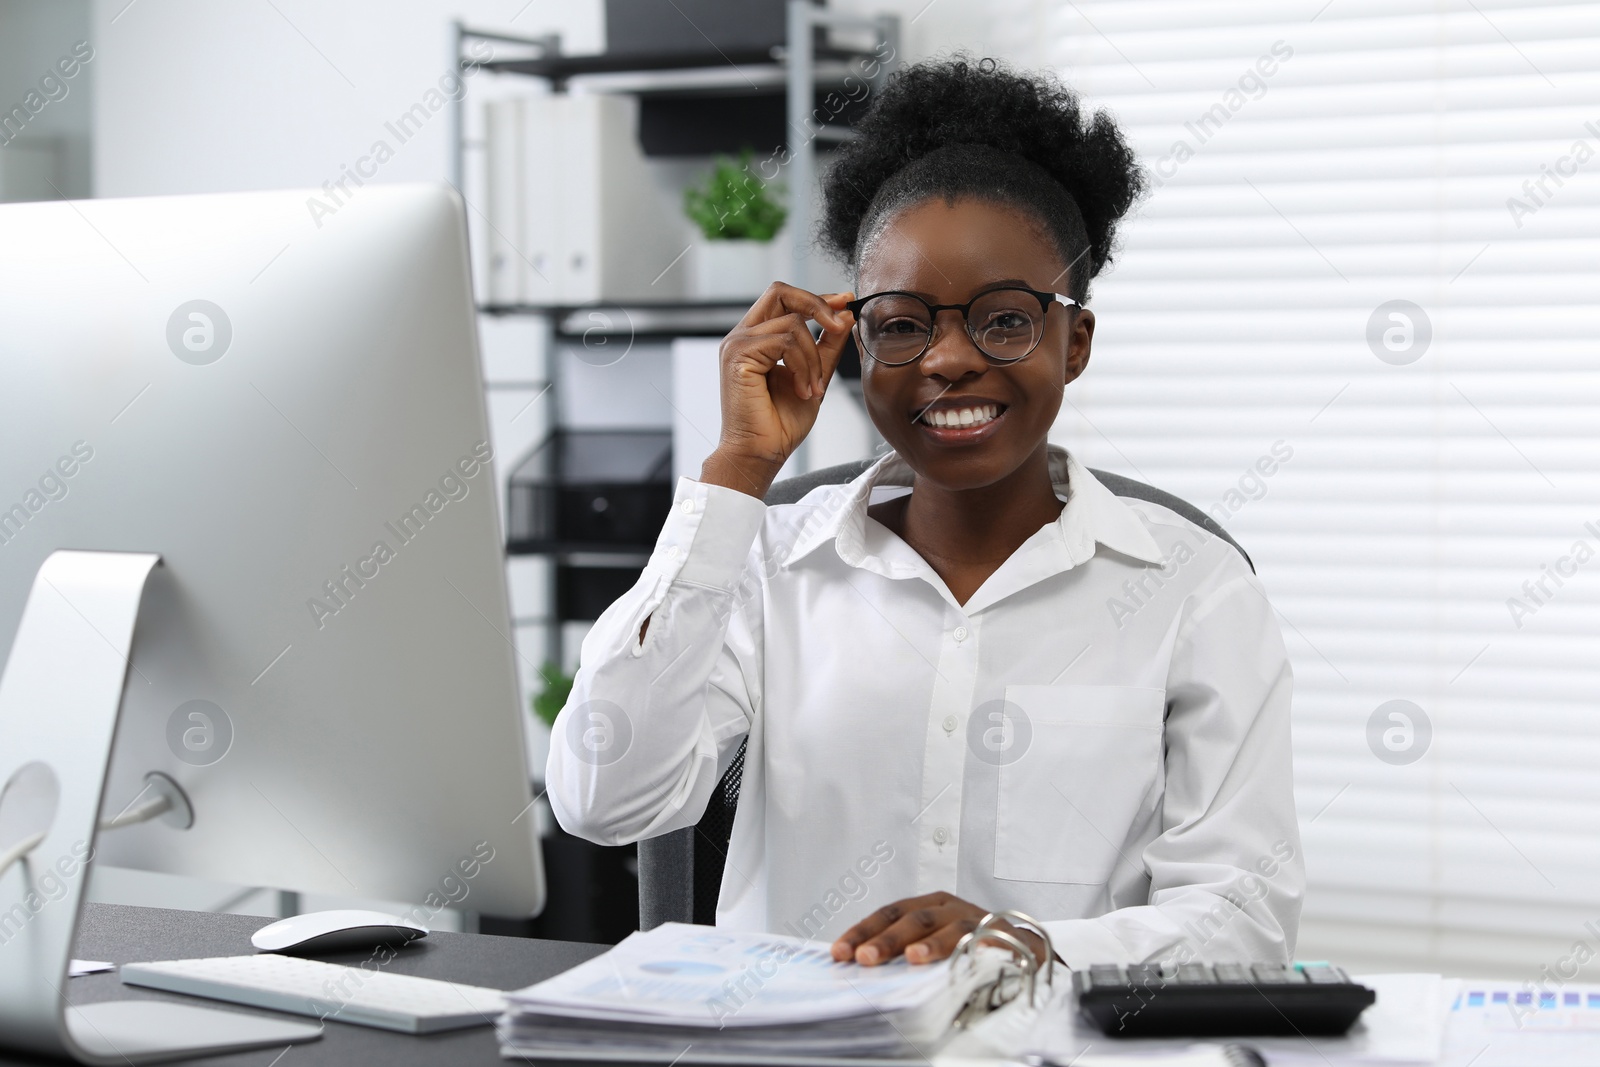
451;3;899;669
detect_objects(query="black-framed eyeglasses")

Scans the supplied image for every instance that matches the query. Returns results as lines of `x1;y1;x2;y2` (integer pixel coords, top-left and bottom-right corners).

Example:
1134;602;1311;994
844;286;1079;367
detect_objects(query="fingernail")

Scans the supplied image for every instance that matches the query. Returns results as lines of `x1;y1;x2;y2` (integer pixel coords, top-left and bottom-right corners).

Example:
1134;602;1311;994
858;946;879;965
907;944;927;963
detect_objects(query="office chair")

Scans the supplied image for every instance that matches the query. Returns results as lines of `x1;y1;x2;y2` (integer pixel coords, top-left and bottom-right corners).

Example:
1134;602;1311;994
636;459;1253;931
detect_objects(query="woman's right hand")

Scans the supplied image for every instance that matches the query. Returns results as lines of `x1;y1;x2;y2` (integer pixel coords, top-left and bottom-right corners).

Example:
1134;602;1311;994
700;283;855;499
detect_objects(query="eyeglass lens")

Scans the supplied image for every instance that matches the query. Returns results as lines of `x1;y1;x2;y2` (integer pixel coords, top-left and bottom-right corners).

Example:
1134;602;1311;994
856;289;1046;364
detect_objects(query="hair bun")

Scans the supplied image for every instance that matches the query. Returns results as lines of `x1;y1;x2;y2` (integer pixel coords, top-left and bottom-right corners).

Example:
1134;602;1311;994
819;53;1145;296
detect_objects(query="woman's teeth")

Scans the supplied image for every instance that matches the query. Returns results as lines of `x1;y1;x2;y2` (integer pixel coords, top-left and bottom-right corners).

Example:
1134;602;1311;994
922;404;1000;428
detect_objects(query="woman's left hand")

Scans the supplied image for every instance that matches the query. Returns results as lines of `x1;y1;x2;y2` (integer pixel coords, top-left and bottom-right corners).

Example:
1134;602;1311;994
830;891;1050;966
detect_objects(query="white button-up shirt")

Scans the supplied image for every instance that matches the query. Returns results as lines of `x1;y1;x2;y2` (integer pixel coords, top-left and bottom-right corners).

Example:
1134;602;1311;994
547;445;1303;967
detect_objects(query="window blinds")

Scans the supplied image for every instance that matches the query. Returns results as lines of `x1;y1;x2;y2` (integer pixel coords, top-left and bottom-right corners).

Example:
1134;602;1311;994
996;0;1600;976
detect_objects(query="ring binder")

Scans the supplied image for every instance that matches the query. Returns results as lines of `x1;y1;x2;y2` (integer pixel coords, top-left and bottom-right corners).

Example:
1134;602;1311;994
948;908;1057;1021
499;922;1049;1061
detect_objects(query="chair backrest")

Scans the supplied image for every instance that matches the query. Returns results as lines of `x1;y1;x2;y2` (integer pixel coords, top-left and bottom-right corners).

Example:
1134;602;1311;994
635;461;1252;930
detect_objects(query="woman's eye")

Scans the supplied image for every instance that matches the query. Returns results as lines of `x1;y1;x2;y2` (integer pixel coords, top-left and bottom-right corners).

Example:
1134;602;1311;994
877;318;925;335
984;311;1029;330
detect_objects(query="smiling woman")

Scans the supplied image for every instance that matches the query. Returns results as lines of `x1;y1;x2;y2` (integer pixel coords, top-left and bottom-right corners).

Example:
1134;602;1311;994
547;54;1303;973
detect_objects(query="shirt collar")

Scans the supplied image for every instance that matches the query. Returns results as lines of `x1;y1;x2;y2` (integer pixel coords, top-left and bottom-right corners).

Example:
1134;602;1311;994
779;444;1165;573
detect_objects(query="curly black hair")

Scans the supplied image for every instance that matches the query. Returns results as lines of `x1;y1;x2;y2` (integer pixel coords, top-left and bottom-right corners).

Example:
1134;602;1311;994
818;53;1145;305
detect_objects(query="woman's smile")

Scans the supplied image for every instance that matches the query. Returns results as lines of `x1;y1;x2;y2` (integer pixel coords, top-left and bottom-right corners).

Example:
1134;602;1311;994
911;396;1010;444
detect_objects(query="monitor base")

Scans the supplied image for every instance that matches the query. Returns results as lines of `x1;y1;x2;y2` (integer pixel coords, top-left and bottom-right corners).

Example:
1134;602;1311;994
67;1001;321;1064
0;551;299;1065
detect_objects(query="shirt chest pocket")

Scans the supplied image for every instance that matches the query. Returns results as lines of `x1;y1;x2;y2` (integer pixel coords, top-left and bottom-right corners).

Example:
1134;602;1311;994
993;684;1166;885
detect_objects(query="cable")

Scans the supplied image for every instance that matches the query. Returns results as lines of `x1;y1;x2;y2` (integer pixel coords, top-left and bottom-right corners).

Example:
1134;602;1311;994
0;774;192;883
99;791;173;831
98;772;192;832
0;830;46;881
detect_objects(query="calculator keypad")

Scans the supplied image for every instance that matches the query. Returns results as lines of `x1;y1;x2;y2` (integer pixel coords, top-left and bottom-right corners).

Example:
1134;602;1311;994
1079;962;1350;990
1073;962;1374;1038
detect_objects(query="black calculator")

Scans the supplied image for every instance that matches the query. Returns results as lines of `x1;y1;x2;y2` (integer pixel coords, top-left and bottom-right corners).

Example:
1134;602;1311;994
1073;962;1376;1038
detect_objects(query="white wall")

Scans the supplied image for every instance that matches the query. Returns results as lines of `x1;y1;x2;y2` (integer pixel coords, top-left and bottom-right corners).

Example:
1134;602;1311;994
0;0;94;199
91;0;602;196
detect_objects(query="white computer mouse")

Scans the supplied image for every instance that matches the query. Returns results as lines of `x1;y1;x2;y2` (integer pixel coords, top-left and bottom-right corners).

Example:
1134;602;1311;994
251;909;428;955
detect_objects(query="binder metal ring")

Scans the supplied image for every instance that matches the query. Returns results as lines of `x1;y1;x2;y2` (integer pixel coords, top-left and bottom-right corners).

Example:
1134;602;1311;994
972;909;1055;987
950;924;1039;1008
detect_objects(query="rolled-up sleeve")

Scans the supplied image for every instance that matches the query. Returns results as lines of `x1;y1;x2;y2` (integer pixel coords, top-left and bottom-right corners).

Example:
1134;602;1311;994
545;476;767;846
1041;570;1304;968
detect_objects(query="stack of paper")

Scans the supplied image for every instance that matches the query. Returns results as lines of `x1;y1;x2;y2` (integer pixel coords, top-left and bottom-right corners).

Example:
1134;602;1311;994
497;923;1007;1062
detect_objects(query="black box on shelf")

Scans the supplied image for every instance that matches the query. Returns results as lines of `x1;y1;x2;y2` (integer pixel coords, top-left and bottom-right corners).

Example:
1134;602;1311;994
557;564;646;622
508;429;673;553
637;84;874;158
604;0;820;59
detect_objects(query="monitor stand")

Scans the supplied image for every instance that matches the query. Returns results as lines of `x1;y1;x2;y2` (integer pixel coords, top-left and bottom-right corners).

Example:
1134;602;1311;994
0;550;323;1064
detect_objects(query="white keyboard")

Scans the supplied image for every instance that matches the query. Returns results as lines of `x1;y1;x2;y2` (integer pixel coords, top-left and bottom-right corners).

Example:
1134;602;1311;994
120;954;507;1034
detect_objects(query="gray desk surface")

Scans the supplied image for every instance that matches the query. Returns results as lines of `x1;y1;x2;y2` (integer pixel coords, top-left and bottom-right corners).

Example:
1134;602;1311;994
0;901;609;1067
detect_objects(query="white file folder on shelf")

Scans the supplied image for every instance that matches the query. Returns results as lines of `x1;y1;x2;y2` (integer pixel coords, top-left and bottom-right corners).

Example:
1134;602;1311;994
483;93;687;306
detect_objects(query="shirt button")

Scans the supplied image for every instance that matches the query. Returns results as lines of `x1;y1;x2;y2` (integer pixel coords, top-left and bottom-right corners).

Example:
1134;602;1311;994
664;545;681;560
932;827;949;845
678;497;695;515
942;715;958;733
953;625;969;642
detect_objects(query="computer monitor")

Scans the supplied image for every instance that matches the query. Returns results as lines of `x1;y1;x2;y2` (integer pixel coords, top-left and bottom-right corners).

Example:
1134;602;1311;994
0;184;543;920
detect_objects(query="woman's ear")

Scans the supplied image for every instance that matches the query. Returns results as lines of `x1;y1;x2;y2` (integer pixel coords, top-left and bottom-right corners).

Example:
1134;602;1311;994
1064;307;1095;386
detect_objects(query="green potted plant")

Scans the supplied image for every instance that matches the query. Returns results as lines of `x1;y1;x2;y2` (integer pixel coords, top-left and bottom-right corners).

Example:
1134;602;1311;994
531;660;574;731
683;147;787;300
